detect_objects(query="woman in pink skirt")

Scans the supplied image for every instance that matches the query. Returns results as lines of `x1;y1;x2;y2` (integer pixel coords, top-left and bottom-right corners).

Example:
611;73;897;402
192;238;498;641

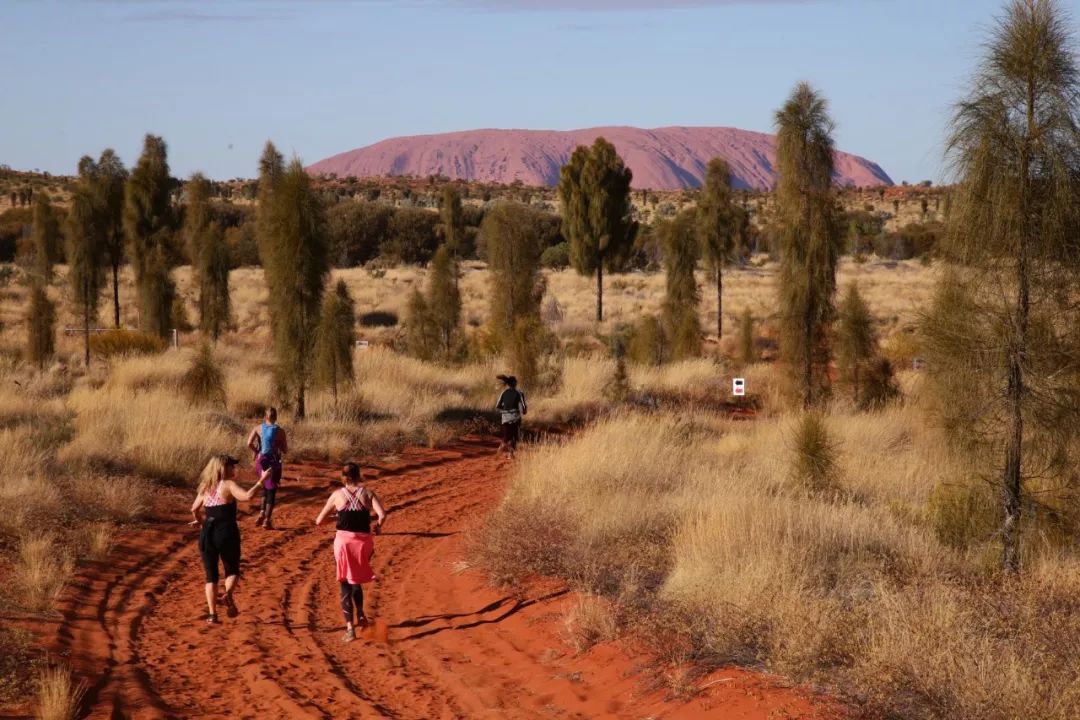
315;462;387;642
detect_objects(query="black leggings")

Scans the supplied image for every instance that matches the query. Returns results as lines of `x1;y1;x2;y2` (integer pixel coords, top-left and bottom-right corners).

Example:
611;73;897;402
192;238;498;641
262;487;278;522
199;520;241;583
340;582;364;624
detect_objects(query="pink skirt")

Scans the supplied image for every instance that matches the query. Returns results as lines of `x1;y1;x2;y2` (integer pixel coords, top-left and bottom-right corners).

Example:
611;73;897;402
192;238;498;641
334;530;376;584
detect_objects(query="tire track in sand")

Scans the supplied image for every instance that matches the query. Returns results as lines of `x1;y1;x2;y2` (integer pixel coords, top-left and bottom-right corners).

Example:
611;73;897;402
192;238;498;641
44;435;841;720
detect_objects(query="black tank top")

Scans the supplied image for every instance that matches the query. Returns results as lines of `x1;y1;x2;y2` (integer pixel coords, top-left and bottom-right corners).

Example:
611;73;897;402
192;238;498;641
204;483;238;523
336;487;371;533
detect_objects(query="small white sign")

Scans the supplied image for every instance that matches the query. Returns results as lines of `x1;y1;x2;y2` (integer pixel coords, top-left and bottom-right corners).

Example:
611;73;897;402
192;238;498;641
733;378;746;396
355;340;370;349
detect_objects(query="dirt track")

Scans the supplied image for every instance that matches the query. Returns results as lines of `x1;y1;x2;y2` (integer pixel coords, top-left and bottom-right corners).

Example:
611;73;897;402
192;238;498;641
42;436;840;719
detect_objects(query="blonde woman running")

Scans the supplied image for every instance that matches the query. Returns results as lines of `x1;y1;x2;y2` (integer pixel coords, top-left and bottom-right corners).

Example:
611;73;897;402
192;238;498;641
190;454;264;624
315;463;387;642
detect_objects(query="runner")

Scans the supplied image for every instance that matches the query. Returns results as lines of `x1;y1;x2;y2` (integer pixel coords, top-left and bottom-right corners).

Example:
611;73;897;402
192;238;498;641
189;454;265;624
314;462;387;643
246;407;288;530
495;374;527;459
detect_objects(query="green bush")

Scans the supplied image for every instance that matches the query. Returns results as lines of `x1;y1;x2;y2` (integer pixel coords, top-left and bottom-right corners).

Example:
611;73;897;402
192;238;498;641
540;241;570;269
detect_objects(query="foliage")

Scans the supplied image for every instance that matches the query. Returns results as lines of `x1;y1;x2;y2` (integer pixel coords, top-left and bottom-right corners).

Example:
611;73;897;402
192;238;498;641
259;156;330;418
698;157;739;338
481;201;547;350
659;210;701;360
775;83;843;408
738;308;755;365
181;341;227;407
926;0;1080;571
314;279;356;402
327;200;393;267
25;284;56;371
557;137;635;321
836;283;877;406
123;135;176;338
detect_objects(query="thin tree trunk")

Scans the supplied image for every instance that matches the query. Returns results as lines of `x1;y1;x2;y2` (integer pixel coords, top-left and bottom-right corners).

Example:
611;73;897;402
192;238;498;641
297;384;306;421
112;262;120;328
596;262;604;323
716;265;723;339
83;280;91;368
853;362;860;407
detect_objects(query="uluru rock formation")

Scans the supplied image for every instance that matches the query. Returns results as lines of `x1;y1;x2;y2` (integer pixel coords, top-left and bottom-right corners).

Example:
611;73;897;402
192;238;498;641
307;126;892;191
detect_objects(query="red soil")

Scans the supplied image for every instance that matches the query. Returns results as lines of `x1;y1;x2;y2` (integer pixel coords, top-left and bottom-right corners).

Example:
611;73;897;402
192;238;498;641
17;437;844;719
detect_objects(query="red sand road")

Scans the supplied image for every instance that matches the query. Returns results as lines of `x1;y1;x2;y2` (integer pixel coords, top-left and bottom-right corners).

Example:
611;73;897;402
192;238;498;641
36;437;842;719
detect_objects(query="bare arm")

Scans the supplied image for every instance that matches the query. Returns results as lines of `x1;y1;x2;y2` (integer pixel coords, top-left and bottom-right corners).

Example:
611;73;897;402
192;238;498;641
225;477;263;503
189;492;206;526
370;492;387;529
315;492;339;526
246;427;261;458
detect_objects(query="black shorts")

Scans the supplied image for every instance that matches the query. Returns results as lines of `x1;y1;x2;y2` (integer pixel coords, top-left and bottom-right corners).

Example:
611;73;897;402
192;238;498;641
501;421;520;447
199;519;241;583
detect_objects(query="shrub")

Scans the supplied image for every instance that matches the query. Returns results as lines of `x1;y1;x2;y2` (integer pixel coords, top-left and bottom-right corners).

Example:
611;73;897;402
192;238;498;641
89;329;167;358
359;310;398;327
602;350;631;404
564;596;618;654
790;412;839;494
540;241;570;269
861;357;900;410
180;343;227;407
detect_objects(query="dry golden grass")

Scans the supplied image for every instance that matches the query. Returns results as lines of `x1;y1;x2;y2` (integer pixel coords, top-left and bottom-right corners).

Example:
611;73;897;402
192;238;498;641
563;595;619;655
14;534;72;613
34;664;84;720
477;375;1080;719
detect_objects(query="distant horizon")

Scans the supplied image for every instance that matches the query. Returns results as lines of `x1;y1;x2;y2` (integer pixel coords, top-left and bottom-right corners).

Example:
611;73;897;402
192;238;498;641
0;1;1023;184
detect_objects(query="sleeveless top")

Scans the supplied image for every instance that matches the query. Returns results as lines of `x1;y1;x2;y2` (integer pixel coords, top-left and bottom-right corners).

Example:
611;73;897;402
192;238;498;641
260;422;281;458
336;487;371;533
204;481;238;523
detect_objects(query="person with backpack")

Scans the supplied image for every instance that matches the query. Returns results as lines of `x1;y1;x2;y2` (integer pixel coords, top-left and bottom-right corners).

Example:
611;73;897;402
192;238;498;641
495;374;527;459
246;407;288;530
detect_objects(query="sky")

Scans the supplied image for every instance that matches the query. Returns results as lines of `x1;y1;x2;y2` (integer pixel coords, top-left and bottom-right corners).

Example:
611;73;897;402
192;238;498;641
2;0;1075;185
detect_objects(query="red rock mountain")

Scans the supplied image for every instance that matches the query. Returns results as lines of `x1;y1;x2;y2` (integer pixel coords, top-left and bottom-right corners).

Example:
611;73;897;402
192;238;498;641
307;126;892;191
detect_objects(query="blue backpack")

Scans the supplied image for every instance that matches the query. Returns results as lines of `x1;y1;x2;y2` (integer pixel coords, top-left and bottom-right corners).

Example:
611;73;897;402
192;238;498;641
261;422;281;457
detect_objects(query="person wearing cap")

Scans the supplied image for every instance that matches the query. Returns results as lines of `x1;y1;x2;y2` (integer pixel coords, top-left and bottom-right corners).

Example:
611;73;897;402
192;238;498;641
495;374;527;459
189;454;265;624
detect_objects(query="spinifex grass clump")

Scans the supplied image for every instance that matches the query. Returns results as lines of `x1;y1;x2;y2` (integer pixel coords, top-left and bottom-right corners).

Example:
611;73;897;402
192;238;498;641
181;342;226;407
790;411;840;494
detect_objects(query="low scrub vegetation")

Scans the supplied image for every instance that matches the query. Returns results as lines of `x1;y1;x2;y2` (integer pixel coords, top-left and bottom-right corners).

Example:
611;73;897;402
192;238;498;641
476;386;1080;719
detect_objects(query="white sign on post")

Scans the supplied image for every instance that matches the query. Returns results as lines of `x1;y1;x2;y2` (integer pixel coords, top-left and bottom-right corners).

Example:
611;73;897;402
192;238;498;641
733;378;746;396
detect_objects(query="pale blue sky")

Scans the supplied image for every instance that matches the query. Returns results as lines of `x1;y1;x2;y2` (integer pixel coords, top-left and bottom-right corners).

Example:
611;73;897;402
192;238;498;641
2;0;1075;184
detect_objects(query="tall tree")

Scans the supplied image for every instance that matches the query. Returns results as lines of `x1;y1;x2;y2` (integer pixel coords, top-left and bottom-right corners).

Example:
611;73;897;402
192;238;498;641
27;194;59;371
428;244;462;359
698;157;738;339
439;185;465;255
482;201;547;383
557;137;635;322
314;279;356;406
923;0;1080;573
660;210;702;360
836;283;876;406
30;194;61;283
775;83;843;408
262;158;330;419
94;149;128;328
123;135;176;338
185;173;231;340
66;185;105;367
